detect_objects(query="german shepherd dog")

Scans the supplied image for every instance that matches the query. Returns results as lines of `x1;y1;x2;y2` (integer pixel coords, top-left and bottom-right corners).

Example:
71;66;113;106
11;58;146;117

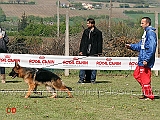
9;62;73;98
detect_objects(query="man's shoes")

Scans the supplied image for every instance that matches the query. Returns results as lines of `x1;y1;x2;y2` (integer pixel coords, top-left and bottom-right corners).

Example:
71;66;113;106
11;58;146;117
77;80;96;84
91;80;96;84
77;80;84;84
139;95;154;100
144;98;154;101
139;95;147;99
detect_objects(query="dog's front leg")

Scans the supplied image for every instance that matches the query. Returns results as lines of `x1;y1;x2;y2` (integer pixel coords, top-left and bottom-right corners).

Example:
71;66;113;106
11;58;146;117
25;83;36;98
33;84;38;94
33;84;42;95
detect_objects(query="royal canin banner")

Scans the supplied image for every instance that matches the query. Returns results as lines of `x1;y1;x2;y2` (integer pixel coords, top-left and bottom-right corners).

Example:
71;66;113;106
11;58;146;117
0;53;160;70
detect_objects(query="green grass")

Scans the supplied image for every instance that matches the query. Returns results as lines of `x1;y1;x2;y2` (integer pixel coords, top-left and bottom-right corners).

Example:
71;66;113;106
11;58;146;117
125;13;160;26
1;69;160;120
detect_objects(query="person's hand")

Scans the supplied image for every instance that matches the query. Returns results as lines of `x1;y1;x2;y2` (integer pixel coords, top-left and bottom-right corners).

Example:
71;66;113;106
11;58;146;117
0;35;3;39
79;52;83;56
143;61;147;66
125;44;131;49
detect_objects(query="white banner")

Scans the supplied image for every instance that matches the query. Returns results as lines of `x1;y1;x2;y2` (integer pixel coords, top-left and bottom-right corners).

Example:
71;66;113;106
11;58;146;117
0;53;159;70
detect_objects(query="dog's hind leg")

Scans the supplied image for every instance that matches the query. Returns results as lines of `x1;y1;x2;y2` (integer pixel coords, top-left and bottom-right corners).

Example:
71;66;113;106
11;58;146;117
66;86;73;98
60;86;73;98
52;79;73;98
45;85;57;98
25;83;36;98
55;84;73;98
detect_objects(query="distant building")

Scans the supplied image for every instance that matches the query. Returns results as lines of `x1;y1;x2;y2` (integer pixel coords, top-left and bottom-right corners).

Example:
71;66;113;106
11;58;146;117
82;3;93;10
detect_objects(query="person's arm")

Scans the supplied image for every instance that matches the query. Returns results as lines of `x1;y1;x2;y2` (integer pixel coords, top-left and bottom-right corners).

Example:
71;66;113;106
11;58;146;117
126;41;141;52
79;30;86;55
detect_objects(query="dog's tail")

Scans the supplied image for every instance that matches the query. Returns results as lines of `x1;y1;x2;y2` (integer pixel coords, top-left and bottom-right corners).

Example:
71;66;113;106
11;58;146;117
66;86;72;91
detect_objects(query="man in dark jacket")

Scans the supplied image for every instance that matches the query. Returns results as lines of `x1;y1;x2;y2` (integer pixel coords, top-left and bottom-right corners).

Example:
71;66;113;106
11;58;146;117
0;27;9;83
78;18;103;84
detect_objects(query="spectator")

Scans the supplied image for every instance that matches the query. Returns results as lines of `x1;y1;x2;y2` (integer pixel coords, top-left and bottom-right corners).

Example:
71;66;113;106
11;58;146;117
0;27;9;83
78;18;103;84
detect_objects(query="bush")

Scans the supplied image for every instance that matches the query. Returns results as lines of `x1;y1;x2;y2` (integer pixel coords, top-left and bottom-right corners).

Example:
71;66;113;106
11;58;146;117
133;4;144;8
27;1;36;5
119;4;130;8
144;4;149;8
123;10;145;14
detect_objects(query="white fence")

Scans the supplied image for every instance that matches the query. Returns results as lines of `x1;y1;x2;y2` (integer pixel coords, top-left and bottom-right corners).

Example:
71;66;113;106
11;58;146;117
0;53;160;70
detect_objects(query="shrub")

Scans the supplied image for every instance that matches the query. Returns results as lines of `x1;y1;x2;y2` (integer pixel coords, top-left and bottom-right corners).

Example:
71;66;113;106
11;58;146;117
119;4;130;8
123;10;145;14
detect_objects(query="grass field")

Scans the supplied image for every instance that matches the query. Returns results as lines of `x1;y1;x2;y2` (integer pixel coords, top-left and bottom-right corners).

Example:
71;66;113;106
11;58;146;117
125;13;160;27
1;69;160;120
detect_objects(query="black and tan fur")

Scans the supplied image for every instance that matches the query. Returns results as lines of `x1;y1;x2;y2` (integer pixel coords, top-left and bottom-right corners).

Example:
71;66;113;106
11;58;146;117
9;62;73;98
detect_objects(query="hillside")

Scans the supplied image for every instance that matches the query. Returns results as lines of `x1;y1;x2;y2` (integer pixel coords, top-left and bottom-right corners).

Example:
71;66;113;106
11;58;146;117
0;0;160;19
0;0;113;18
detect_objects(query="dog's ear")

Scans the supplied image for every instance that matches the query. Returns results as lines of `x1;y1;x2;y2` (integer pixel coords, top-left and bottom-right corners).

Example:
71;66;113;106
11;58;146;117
15;62;20;69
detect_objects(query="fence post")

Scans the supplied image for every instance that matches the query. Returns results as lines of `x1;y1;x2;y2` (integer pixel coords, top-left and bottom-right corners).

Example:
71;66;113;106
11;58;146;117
65;10;69;76
155;11;159;76
57;1;60;38
108;0;112;36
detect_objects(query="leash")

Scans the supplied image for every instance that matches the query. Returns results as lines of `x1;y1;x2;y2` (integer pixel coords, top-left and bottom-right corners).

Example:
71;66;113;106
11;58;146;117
33;68;39;81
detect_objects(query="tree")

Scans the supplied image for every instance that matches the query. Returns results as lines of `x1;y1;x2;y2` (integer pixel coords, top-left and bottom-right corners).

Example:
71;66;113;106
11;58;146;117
18;12;28;32
0;8;6;22
16;0;20;4
0;14;6;22
22;0;27;4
